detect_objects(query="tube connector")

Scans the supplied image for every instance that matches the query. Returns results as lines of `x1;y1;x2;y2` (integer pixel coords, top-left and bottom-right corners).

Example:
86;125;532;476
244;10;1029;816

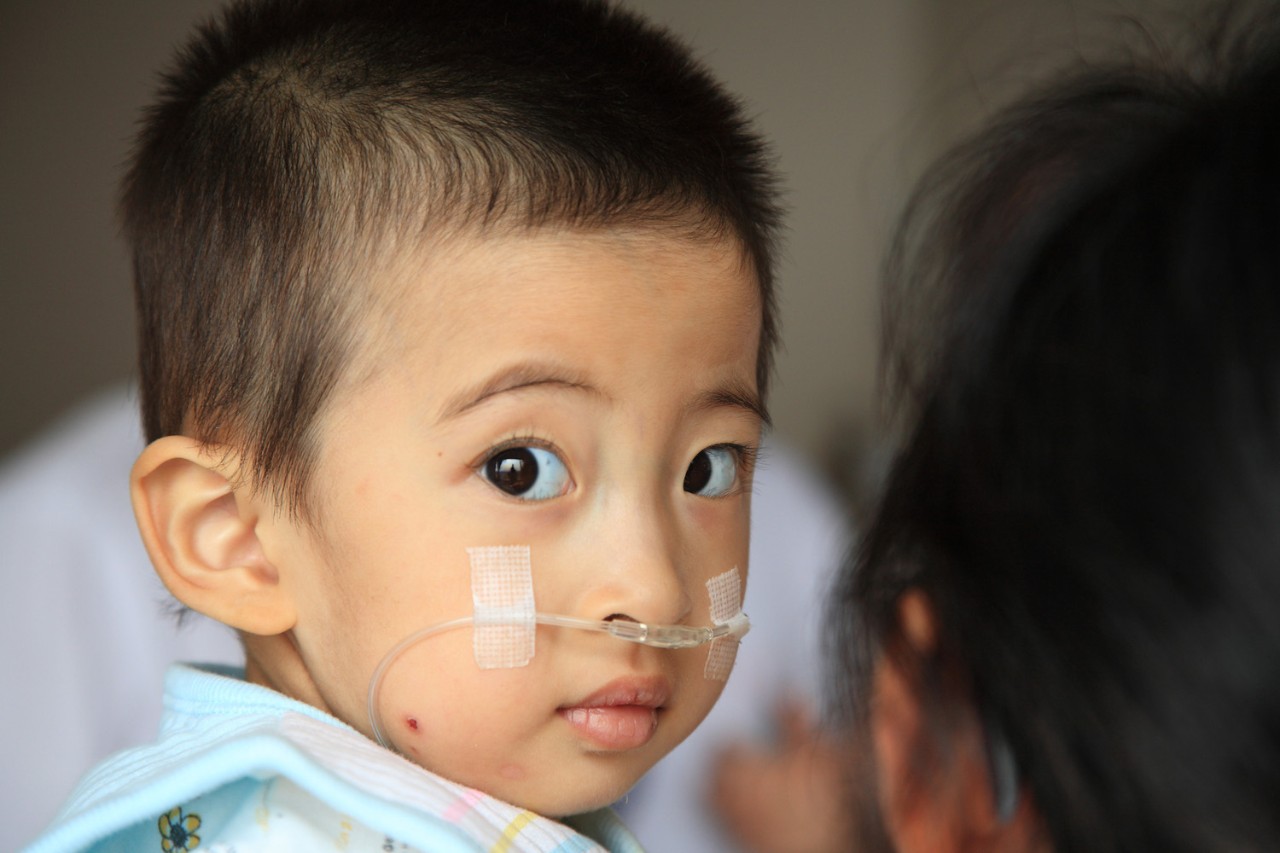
535;612;750;649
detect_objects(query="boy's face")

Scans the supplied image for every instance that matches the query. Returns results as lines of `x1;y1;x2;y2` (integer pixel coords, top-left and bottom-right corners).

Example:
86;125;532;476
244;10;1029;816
265;227;763;815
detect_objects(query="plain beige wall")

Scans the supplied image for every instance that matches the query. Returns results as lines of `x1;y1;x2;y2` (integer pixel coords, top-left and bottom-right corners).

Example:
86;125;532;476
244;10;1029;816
0;0;1211;488
1;1;223;449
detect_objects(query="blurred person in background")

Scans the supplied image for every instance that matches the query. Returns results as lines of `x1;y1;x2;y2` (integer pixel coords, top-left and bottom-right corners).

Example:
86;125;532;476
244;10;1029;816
835;6;1280;850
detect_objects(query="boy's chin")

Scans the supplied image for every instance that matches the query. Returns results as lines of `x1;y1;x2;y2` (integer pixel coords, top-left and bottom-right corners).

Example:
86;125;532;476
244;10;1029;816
468;761;649;818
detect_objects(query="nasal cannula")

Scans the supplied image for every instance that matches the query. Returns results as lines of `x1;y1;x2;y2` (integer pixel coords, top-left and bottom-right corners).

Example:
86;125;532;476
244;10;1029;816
366;610;750;748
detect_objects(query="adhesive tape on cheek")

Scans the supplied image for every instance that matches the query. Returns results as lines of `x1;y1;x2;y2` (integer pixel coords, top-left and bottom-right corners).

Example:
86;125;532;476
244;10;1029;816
704;567;743;681
467;545;536;669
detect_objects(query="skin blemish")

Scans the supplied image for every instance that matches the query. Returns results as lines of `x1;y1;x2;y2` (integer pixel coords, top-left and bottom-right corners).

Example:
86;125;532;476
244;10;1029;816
406;716;420;732
499;763;526;780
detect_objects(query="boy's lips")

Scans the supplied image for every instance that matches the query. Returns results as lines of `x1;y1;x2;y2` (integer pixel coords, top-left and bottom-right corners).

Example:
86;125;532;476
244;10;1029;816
558;676;670;751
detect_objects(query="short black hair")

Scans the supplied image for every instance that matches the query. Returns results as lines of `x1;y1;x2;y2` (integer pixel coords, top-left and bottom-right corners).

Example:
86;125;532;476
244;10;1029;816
123;0;781;513
837;7;1280;850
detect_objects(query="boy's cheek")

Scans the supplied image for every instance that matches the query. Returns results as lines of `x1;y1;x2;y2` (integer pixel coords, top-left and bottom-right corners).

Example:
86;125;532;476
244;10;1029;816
448;499;578;543
696;506;753;579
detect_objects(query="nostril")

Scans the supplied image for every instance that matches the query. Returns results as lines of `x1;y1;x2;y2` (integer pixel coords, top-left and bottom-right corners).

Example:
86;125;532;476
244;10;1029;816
603;613;638;623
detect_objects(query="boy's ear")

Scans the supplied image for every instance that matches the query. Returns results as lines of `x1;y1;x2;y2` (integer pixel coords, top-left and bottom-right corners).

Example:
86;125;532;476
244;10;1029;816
131;436;296;636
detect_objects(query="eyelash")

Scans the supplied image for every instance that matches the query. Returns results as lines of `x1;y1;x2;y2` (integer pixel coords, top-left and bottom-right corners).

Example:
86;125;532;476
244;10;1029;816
714;441;758;468
471;431;563;468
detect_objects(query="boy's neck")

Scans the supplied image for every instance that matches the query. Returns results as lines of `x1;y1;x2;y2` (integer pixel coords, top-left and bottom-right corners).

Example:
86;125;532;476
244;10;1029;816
243;631;337;719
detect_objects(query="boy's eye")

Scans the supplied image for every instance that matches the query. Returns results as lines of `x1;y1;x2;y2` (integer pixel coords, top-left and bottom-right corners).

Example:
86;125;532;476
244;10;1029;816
480;446;572;500
683;446;739;497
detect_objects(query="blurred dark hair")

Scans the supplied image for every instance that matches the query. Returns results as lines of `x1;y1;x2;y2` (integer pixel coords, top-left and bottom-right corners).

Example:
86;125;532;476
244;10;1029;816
836;7;1280;850
122;0;780;515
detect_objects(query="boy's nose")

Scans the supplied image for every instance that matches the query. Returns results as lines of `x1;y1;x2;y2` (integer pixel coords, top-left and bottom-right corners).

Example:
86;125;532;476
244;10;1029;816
574;507;693;629
587;567;692;630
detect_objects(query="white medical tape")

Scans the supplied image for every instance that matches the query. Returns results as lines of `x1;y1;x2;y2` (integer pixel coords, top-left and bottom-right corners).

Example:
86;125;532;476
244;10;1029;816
467;545;536;669
704;567;743;681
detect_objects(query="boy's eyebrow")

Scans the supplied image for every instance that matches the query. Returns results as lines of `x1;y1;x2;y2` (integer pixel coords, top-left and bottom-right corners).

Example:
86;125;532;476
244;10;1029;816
691;381;772;428
438;361;600;421
437;361;770;427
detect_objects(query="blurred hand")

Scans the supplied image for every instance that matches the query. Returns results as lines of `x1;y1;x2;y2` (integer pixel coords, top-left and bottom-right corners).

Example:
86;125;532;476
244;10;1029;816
708;701;855;853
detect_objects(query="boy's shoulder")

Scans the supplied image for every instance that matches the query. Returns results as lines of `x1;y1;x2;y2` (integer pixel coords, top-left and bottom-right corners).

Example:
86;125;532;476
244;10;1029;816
24;664;639;853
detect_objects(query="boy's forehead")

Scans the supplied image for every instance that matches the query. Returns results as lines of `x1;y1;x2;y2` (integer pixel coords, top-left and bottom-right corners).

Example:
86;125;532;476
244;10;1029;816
345;224;764;402
375;224;760;313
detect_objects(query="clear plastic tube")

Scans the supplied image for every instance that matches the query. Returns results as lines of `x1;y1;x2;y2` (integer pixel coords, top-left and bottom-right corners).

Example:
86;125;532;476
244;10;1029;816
366;611;749;748
534;611;750;648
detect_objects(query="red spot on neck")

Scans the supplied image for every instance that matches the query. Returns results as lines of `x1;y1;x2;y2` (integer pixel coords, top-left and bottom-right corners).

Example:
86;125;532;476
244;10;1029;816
406;717;419;732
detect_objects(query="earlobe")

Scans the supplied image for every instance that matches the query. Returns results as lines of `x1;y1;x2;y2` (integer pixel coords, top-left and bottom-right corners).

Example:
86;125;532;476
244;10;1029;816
898;588;937;656
131;436;296;635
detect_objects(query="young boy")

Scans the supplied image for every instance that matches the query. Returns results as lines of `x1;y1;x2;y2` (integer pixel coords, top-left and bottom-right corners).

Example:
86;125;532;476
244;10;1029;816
26;1;780;850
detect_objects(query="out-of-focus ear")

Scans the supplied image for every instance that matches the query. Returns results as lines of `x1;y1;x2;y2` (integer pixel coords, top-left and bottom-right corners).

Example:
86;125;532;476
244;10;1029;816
872;588;1041;853
131;436;296;635
872;589;957;851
